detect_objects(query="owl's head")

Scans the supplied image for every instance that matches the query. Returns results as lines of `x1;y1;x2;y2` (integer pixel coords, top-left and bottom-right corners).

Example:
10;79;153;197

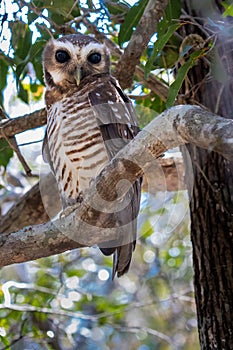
42;34;110;91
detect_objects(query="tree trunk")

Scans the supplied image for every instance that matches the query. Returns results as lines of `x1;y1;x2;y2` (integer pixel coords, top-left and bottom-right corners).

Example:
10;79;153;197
181;1;233;348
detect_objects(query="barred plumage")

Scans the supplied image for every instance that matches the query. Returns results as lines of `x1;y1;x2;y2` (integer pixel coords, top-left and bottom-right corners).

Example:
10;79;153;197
42;34;141;277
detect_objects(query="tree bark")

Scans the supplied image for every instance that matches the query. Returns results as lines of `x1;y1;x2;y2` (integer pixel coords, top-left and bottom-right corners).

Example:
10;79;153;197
180;1;233;348
0;106;232;268
114;0;168;88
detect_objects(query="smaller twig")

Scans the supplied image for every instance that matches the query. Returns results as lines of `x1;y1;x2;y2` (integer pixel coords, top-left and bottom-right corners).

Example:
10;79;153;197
35;23;53;38
8;137;32;176
180;10;210;38
66;0;79;18
65;14;86;28
215;84;224;114
20;0;59;30
135;66;169;101
17;139;44;147
113;325;173;346
0;303;96;321
0;106;6;120
82;17;122;57
0;118;32;176
128;92;152;100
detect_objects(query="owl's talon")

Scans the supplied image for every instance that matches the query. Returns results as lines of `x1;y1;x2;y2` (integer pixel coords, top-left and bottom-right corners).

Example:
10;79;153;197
59;202;81;219
77;191;84;203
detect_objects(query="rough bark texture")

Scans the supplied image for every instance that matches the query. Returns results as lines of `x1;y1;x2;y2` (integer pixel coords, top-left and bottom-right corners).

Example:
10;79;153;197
0;105;232;268
0;108;47;139
0;174;59;234
180;1;233;348
114;0;168;88
0;157;186;235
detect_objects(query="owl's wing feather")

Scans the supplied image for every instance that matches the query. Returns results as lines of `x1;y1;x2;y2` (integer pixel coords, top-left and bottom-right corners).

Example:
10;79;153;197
42;130;55;174
88;77;142;278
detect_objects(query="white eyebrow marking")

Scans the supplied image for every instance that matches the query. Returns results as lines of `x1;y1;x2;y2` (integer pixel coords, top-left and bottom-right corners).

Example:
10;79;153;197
79;42;106;57
53;40;76;57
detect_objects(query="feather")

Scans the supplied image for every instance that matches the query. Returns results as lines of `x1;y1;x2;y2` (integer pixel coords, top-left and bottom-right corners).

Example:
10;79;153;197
88;76;142;278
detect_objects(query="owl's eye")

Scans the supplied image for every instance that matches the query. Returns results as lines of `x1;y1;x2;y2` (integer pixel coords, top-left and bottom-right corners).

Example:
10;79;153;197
87;52;101;64
55;50;70;63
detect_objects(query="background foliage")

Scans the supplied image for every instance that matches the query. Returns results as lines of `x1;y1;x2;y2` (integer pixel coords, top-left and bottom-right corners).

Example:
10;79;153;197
1;0;227;347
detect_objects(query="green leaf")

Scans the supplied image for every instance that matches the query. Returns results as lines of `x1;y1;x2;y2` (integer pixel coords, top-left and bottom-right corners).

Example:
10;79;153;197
118;0;149;46
0;139;13;168
145;23;181;77
222;1;233;17
106;1;130;15
10;21;32;61
157;0;181;37
165;0;181;22
28;12;38;24
166;49;206;108
0;59;8;105
32;0;44;7
30;40;46;61
47;0;80;21
140;219;154;239
32;59;44;85
15;60;28;85
18;81;29;104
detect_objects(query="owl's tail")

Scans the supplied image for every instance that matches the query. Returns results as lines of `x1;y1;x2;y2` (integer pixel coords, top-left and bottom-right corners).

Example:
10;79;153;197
100;178;141;278
113;243;136;278
100;241;136;279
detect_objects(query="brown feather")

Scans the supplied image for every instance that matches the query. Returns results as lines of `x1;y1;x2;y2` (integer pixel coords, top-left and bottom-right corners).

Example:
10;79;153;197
88;77;142;278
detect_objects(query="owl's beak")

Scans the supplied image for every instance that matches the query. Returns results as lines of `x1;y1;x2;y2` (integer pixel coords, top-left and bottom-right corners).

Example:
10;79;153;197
75;67;81;86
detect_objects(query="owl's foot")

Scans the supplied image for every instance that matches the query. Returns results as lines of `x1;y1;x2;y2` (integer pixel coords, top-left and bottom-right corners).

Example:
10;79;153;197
77;191;84;203
59;203;80;219
59;192;84;218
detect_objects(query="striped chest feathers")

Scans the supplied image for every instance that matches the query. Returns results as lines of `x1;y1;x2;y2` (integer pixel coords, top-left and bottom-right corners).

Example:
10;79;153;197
46;91;108;200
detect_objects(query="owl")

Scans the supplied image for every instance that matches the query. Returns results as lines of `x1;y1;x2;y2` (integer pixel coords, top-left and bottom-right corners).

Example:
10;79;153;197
42;34;141;278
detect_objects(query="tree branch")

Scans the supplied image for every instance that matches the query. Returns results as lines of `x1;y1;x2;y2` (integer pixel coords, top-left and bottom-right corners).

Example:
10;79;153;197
135;66;170;101
0;181;51;235
0;108;47;140
0;157;185;234
114;0;169;88
0;105;233;267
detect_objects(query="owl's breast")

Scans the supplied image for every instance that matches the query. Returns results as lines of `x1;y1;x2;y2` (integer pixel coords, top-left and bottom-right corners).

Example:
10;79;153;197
46;91;108;206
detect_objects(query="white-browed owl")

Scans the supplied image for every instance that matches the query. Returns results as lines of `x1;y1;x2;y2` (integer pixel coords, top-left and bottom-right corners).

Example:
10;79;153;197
42;34;141;278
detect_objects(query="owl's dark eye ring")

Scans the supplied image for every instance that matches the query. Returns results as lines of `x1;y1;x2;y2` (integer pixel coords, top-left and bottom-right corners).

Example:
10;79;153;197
87;52;101;64
55;50;70;63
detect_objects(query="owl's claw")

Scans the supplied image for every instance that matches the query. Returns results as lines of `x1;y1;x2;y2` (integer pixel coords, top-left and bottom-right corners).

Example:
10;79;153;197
59;192;84;218
59;203;79;219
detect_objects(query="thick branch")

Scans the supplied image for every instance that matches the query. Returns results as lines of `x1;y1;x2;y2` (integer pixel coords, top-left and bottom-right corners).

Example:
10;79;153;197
115;0;168;88
0;105;233;267
0;157;185;234
0;108;47;139
0;180;53;235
